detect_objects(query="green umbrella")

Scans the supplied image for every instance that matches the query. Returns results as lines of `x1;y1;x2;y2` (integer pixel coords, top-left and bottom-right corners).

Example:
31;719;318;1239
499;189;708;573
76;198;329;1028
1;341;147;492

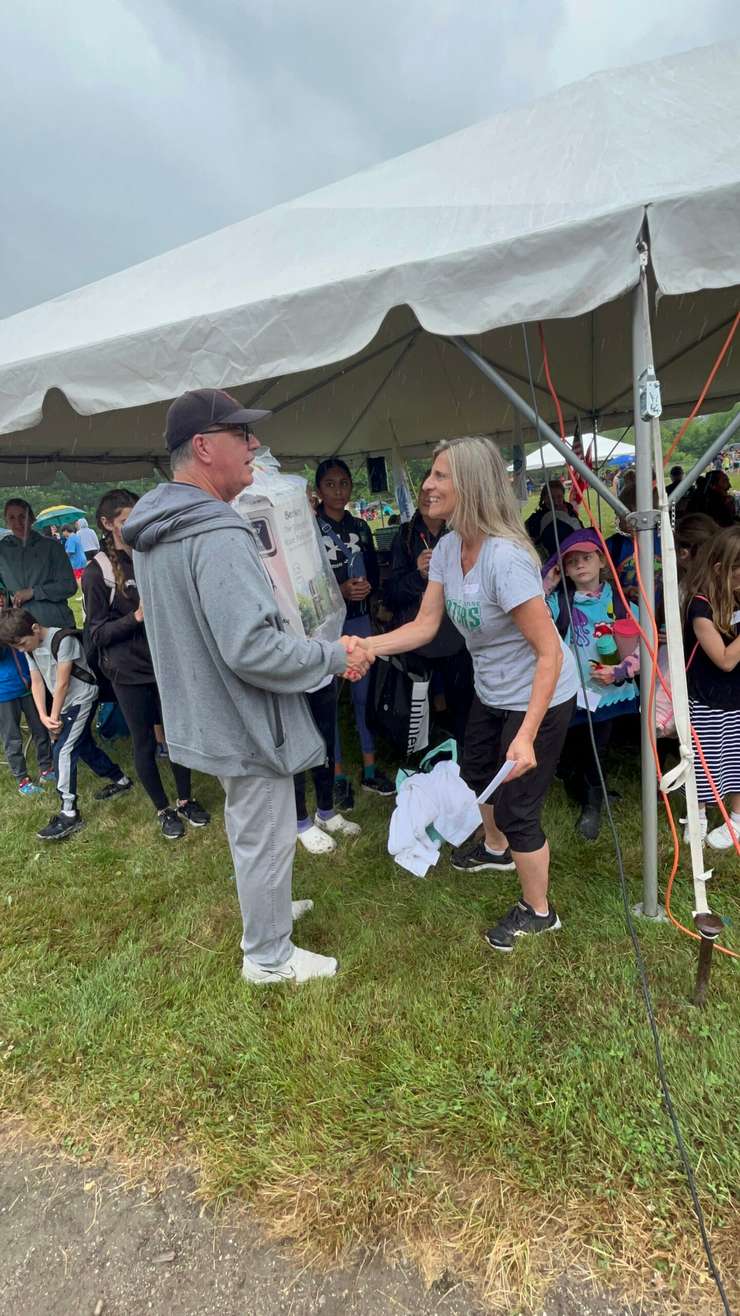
33;504;87;529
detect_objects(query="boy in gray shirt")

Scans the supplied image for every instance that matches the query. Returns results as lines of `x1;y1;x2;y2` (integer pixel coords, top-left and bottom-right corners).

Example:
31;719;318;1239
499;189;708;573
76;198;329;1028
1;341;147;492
0;610;131;840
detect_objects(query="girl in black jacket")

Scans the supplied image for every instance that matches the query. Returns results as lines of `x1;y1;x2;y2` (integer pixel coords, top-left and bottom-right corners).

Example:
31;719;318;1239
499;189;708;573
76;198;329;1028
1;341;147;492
83;489;210;841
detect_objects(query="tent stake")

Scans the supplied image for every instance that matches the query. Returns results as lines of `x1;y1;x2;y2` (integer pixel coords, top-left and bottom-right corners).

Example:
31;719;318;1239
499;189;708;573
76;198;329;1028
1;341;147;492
692;914;725;1007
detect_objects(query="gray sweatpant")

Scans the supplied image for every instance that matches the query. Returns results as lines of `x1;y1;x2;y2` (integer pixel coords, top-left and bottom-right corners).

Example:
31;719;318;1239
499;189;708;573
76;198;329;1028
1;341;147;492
220;773;297;970
0;694;53;780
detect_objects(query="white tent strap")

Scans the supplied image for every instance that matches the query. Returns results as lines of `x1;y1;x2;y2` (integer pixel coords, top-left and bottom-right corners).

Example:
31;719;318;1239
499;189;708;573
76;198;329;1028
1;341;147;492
652;415;713;913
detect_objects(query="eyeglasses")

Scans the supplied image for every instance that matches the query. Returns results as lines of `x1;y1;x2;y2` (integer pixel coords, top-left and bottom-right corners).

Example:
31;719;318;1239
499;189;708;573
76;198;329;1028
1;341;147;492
201;425;254;439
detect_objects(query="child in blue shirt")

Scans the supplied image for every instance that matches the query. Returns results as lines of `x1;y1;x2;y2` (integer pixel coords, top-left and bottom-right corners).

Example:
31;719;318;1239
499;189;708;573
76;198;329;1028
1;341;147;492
544;528;639;841
0;635;54;794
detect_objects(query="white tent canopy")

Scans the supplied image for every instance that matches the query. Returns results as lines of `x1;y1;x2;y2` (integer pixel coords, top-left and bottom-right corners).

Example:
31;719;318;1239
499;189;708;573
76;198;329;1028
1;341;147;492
0;41;738;483
510;436;635;473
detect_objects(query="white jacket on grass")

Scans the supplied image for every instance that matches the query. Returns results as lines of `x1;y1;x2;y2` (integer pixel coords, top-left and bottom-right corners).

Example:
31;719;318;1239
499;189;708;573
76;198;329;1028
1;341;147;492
388;761;480;878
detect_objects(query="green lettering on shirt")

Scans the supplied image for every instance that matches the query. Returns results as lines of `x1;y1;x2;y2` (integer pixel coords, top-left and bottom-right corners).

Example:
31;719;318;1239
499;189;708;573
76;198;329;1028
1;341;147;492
446;598;481;630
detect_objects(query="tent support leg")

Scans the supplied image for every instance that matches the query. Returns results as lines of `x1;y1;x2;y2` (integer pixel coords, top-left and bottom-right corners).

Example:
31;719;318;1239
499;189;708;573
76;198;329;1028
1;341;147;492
631;261;661;921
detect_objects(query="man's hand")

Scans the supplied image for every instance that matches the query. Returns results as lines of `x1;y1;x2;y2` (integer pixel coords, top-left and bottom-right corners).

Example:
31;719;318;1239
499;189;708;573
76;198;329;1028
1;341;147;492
340;578;372;602
12;587;33;606
416;549;433;579
505;730;536;780
340;634;373;681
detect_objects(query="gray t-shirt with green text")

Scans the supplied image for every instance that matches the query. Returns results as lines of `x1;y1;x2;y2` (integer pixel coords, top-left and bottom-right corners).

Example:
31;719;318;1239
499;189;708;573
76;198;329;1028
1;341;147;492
429;533;578;712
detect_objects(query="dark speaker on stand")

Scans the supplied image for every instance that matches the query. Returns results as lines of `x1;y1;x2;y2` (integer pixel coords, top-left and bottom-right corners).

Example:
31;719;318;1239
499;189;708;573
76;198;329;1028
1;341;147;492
366;456;388;493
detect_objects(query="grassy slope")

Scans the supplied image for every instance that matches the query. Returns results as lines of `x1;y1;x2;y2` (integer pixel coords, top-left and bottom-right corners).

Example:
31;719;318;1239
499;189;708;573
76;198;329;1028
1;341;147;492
1;702;738;1311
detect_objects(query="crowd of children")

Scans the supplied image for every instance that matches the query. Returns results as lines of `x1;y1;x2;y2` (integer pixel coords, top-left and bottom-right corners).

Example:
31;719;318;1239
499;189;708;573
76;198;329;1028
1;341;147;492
1;476;740;865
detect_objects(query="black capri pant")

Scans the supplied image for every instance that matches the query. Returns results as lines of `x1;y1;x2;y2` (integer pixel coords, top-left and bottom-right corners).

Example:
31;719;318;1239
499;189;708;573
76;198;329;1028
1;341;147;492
461;694;575;852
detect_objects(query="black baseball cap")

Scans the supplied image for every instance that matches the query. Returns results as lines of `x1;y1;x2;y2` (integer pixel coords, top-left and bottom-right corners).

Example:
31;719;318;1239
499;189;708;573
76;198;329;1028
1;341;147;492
164;388;271;453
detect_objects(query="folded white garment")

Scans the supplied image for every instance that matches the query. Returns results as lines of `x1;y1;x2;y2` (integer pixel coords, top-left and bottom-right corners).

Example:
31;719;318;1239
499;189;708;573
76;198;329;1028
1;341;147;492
388;761;481;877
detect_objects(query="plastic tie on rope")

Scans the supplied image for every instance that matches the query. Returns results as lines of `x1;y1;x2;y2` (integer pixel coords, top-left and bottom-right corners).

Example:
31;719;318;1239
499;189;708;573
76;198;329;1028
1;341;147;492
659;747;693;795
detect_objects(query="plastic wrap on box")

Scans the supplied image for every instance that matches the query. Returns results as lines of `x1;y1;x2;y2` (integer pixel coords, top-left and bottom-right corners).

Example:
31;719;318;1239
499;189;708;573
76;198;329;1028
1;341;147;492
233;450;346;644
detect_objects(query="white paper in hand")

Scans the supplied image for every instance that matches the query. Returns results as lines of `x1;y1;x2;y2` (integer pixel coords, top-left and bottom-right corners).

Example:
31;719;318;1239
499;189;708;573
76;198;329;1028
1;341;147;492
476;758;516;804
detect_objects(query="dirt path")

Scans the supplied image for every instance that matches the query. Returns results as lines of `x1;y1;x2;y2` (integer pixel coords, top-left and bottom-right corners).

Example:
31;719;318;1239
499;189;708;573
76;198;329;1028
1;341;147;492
0;1147;643;1316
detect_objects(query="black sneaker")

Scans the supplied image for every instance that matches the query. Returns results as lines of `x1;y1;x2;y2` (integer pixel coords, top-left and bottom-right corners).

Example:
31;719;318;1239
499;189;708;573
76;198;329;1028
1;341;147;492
451;839;516;872
484;901;561;953
37;812;85;842
94;776;133;801
361;771;396;797
333;777;355;811
158;807;185;840
177;798;211;827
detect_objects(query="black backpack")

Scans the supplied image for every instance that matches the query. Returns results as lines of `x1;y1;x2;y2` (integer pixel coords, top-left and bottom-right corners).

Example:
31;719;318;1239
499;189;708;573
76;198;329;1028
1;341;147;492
49;629;99;687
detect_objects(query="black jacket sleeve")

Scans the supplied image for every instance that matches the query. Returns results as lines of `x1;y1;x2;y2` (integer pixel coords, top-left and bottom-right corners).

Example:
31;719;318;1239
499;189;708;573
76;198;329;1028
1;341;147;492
384;529;426;613
83;561;142;651
358;520;380;592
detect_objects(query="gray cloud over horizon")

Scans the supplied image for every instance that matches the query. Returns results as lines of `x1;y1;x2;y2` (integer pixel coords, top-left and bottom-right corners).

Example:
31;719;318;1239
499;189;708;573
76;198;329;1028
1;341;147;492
1;0;738;318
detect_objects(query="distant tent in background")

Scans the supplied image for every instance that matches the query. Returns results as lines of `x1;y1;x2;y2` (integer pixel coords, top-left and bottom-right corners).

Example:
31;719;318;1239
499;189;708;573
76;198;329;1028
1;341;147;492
508;436;635;474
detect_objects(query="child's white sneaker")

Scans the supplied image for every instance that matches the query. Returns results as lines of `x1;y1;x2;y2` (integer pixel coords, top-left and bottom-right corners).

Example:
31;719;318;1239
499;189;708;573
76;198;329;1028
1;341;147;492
241;945;338;985
706;820;740;851
682;815;707;845
297;824;336;854
315;811;361;838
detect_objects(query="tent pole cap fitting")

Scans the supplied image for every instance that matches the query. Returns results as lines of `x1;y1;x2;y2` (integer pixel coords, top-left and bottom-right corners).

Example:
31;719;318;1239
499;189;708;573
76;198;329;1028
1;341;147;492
693;912;724;940
631;901;668;922
625;510;661;531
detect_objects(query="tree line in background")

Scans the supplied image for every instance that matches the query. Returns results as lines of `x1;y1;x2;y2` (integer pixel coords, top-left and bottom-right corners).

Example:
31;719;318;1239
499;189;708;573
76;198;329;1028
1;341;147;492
2;405;738;517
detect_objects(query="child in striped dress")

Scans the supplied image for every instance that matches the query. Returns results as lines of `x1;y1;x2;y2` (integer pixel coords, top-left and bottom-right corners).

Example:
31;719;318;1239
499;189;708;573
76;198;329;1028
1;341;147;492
683;526;740;850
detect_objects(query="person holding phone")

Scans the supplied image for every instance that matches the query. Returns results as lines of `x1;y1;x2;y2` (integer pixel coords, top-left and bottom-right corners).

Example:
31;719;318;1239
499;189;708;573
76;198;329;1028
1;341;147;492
357;437;578;953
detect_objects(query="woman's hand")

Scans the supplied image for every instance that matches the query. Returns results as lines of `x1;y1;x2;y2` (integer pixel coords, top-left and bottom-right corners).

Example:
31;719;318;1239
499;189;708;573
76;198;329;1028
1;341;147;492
505;730;537;780
134;605;144;622
416;549;433;579
12;587;33;606
340;634;373;680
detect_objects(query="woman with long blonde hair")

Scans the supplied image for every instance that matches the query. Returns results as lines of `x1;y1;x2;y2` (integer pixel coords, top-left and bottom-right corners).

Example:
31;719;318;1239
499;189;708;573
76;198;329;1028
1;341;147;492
361;436;578;952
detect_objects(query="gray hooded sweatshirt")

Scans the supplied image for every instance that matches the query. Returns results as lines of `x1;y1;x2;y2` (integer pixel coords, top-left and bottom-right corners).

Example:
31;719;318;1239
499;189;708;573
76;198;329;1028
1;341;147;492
122;482;348;780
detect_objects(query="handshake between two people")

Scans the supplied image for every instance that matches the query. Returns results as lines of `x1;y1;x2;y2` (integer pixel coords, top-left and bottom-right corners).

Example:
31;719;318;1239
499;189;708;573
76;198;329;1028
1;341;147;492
338;633;376;682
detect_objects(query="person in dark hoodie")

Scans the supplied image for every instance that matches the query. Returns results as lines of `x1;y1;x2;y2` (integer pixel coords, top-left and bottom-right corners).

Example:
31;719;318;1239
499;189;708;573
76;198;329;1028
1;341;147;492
0;499;77;627
122;389;371;986
383;476;473;745
82;488;211;841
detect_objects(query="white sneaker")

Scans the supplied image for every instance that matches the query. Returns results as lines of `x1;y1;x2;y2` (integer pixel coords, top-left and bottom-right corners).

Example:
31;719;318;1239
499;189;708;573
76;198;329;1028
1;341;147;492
315;811;361;838
292;899;314;920
682;816;707;844
297;824;336;854
706;820;740;851
241;945;338;985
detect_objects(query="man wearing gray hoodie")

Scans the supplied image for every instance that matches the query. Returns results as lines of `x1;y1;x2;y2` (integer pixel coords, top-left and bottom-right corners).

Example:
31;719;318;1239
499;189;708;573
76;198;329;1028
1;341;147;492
123;389;369;985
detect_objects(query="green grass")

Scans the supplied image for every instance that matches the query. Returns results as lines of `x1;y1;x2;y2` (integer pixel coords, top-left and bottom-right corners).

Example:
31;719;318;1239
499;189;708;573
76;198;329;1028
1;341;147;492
1;710;739;1312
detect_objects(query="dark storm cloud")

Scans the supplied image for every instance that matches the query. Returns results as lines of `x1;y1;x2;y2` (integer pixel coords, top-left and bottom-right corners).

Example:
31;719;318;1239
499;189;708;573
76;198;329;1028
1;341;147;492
0;0;738;317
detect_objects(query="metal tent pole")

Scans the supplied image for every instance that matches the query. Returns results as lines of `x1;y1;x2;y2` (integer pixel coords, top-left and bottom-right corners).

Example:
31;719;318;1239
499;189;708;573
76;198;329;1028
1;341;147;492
632;250;661;919
450;336;629;520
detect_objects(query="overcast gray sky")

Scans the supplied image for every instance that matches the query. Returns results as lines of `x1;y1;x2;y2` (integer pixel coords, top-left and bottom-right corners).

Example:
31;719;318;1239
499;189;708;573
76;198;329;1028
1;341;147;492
1;0;738;318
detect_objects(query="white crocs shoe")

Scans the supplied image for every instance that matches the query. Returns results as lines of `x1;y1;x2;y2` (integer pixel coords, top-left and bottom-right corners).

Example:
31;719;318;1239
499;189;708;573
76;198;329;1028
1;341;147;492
241;945;338;985
297;824;336;854
706;820;740;851
315;811;361;839
291;899;314;920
